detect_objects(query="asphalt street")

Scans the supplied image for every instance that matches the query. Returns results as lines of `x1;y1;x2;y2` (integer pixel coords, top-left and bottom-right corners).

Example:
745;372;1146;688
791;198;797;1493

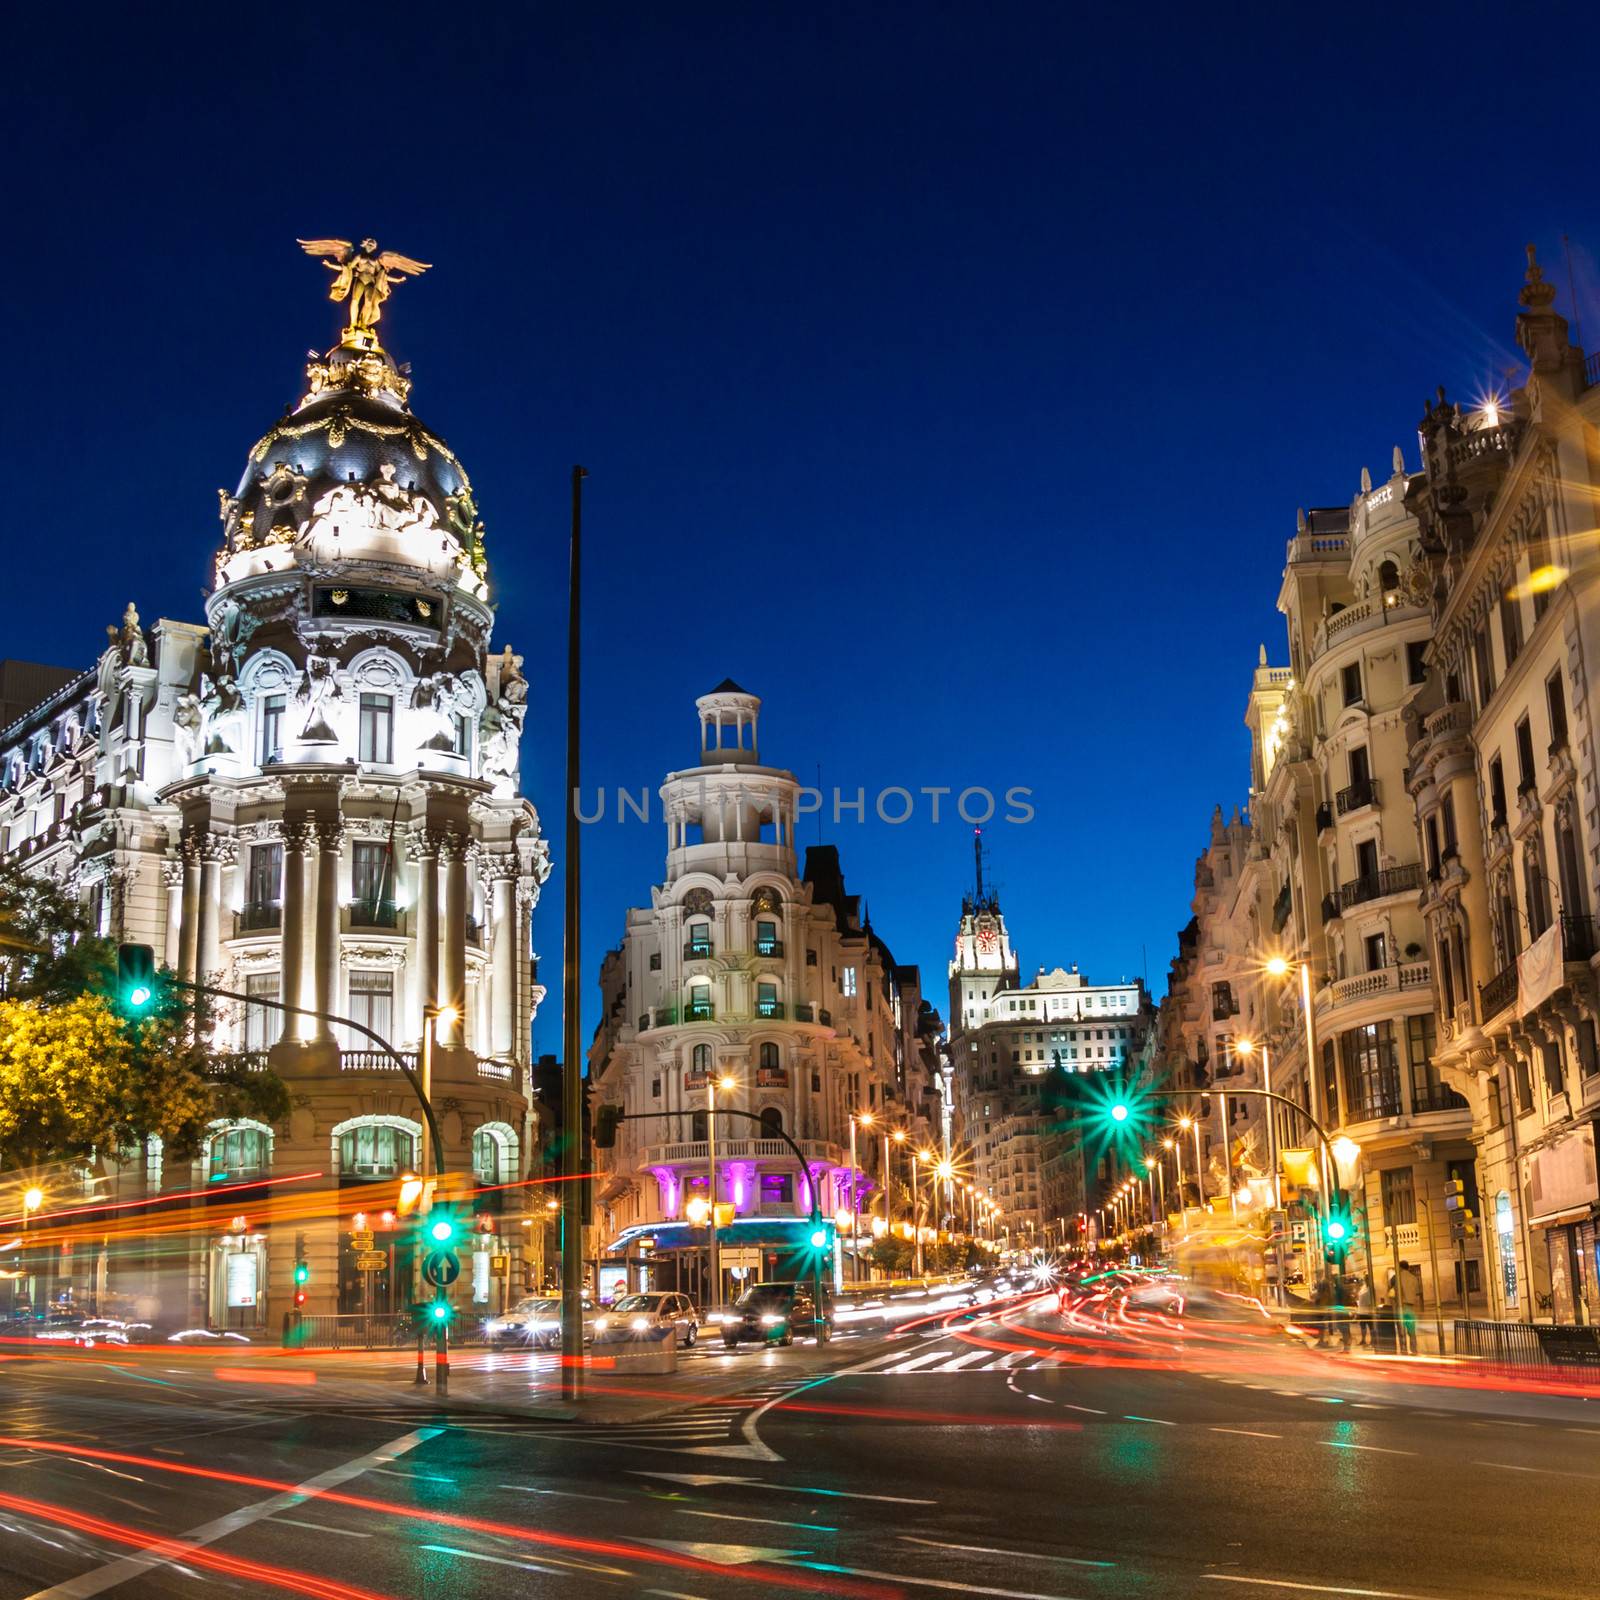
3;1288;1599;1600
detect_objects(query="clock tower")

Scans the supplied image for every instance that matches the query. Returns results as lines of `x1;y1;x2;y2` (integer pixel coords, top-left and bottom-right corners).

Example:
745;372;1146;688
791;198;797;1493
947;828;1018;1040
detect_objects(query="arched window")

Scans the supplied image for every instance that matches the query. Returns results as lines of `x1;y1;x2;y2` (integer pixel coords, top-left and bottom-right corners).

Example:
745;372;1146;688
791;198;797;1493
473;1126;513;1185
339;1122;417;1180
687;983;713;1021
692;1042;712;1073
759;1042;780;1071
755;919;780;956
760;1105;783;1136
685;919;713;958
1378;559;1399;593
208;1125;270;1181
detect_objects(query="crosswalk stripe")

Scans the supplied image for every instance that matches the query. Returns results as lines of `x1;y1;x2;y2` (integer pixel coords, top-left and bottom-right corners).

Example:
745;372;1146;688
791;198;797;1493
934;1350;992;1373
888;1349;958;1374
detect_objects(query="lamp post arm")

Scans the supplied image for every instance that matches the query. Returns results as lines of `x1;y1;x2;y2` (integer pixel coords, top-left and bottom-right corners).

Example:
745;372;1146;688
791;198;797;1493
1145;1086;1341;1204
175;977;445;1174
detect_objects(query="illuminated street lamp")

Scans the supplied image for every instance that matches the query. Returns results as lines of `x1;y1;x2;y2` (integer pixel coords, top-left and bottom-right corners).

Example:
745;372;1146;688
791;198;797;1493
707;1072;738;1303
848;1111;874;1284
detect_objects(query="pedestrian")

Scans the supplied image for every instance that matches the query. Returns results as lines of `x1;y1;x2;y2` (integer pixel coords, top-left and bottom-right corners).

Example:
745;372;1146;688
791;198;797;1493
1311;1274;1334;1347
1332;1274;1352;1351
1392;1258;1421;1353
1355;1276;1375;1347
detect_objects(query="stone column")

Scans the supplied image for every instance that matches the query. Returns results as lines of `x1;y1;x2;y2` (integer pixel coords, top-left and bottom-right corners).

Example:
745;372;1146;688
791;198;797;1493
162;858;185;971
488;858;518;1060
278;820;315;1044
439;833;468;1049
197;839;231;986
409;831;440;1039
312;820;344;1044
177;837;202;981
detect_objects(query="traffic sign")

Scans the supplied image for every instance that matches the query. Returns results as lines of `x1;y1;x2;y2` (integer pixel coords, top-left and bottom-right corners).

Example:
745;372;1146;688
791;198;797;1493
349;1231;375;1251
422;1250;460;1287
355;1250;388;1271
490;1253;508;1277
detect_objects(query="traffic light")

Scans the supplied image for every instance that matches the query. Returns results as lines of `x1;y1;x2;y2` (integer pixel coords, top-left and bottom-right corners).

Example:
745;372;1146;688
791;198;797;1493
1324;1199;1354;1266
293;1231;310;1305
427;1298;454;1325
117;943;157;1012
593;1103;623;1149
1444;1178;1478;1239
424;1212;460;1249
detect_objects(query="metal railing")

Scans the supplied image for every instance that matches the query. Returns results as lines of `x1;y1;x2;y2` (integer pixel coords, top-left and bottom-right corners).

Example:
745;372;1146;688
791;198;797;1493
755;939;784;958
1338;862;1424;910
1560;912;1598;962
792;1002;815;1022
683;941;714;960
341;1049;418;1075
685;1000;715;1021
237;900;282;932
1335;777;1379;814
350;899;399;930
285;1312;492;1351
1479;961;1517;1019
1454;1318;1600;1382
756;1000;785;1019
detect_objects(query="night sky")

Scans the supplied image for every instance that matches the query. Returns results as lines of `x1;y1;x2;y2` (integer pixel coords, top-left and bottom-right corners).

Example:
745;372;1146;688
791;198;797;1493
5;6;1597;1054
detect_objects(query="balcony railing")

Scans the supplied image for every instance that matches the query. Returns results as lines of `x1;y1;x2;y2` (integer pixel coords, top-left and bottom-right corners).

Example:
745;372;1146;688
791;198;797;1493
1338;862;1424;910
350;898;398;930
1412;1082;1469;1114
684;940;714;960
1335;777;1379;815
792;1002;815;1022
1560;912;1599;962
1317;961;1431;1015
341;1049;418;1075
237;900;281;933
1345;1078;1403;1122
754;938;784;958
756;1068;790;1088
684;999;715;1022
1479;962;1517;1020
206;1051;269;1077
1272;882;1293;933
755;999;785;1019
1315;801;1333;834
1321;893;1340;924
684;1070;710;1089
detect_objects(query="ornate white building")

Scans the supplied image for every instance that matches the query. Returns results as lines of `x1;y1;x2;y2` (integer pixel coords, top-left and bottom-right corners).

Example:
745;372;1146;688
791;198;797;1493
588;683;940;1298
0;265;548;1328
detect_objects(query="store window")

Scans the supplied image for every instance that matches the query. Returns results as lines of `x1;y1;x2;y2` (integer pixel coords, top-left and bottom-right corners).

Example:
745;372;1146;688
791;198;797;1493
209;1125;270;1181
339;1123;416;1179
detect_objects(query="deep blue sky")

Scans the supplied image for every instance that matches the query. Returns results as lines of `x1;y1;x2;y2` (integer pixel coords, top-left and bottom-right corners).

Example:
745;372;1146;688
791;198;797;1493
4;6;1597;1054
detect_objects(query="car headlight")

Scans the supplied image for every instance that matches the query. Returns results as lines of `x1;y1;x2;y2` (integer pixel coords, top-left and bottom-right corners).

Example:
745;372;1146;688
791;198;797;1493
630;1316;651;1330
484;1320;506;1334
593;1318;609;1331
527;1319;551;1331
759;1313;784;1326
718;1312;740;1324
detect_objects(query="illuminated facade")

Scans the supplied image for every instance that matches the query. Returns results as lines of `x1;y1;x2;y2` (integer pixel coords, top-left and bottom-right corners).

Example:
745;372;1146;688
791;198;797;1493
0;271;549;1326
588;684;939;1297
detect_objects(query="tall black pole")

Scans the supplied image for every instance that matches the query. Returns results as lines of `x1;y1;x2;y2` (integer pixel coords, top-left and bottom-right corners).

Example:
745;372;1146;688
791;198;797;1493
560;465;588;1400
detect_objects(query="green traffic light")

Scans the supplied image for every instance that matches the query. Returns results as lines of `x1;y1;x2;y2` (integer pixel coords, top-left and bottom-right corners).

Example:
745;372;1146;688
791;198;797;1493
1326;1218;1348;1242
809;1229;827;1250
128;984;153;1008
427;1218;456;1245
429;1301;451;1321
1110;1103;1130;1123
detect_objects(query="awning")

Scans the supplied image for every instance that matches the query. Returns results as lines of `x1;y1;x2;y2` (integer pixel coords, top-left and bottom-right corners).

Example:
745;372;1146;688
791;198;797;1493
1528;1205;1595;1229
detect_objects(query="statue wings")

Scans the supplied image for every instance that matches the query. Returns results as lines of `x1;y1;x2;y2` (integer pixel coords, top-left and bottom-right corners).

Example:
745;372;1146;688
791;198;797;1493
296;238;431;276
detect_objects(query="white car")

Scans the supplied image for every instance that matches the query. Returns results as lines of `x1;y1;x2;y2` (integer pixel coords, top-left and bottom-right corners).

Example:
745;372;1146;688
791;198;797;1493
484;1296;570;1349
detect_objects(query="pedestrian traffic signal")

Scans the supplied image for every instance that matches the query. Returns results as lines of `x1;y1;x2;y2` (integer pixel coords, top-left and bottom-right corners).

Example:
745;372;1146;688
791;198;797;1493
427;1299;453;1324
1324;1199;1354;1265
117;943;157;1012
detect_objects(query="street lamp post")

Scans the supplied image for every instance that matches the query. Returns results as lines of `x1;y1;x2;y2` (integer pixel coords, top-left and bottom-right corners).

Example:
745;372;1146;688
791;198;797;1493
850;1111;873;1284
1181;1113;1205;1215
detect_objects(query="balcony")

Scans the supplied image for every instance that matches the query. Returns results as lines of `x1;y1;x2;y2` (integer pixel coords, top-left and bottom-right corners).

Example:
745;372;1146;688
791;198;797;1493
1316;960;1430;1016
205;1051;269;1077
237;900;281;933
1479;962;1517;1021
1335;777;1378;816
465;915;485;947
757;1068;790;1088
1286;531;1350;564
1315;800;1333;835
340;1049;418;1075
1272;881;1293;933
792;1002;816;1022
639;1005;680;1032
683;939;715;961
1411;1082;1469;1114
1343;1077;1403;1123
1560;912;1599;962
1338;862;1424;910
755;999;785;1020
350;898;398;930
754;938;784;958
684;999;715;1022
684;1070;710;1089
1321;893;1341;924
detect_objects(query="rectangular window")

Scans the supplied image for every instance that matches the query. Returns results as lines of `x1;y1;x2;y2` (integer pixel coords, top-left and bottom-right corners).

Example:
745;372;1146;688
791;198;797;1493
1348;745;1371;787
1515;716;1535;793
1380;1166;1417;1228
351;841;396;925
1441;792;1457;856
1547;670;1568;751
247;842;282;910
244;971;279;1052
1500;590;1523;669
260;694;285;764
1473;626;1496;705
841;966;857;997
1489;756;1508;826
1364;932;1387;971
1340;1021;1401;1119
1407;640;1428;686
454;713;472;758
346;969;394;1048
1406;1012;1464;1113
358;694;393;764
1342;662;1362;707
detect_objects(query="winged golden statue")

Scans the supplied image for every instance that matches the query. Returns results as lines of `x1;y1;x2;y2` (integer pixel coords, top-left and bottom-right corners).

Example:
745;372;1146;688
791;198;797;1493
297;237;431;340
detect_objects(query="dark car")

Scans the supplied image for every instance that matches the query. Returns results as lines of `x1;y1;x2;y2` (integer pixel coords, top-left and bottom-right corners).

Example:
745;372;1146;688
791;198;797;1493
718;1280;832;1347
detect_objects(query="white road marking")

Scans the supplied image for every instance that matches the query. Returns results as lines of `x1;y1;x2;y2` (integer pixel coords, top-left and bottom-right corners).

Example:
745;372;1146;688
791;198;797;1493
933;1350;993;1372
1202;1576;1443;1598
630;1469;934;1504
677;1507;837;1533
497;1483;624;1504
1322;1442;1413;1455
642;1539;808;1565
900;1535;1113;1568
1122;1414;1175;1426
779;1558;1087;1600
1211;1427;1282;1439
1058;1402;1106;1415
269;1517;372;1538
417;1544;568;1578
1476;1461;1600;1480
21;1427;440;1600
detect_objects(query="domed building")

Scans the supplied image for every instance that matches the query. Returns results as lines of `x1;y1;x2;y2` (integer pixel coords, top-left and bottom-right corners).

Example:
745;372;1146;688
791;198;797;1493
0;256;549;1330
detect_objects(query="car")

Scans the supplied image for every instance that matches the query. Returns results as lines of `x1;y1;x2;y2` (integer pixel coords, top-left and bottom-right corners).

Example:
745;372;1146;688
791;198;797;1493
719;1280;833;1347
591;1292;701;1347
483;1295;567;1348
